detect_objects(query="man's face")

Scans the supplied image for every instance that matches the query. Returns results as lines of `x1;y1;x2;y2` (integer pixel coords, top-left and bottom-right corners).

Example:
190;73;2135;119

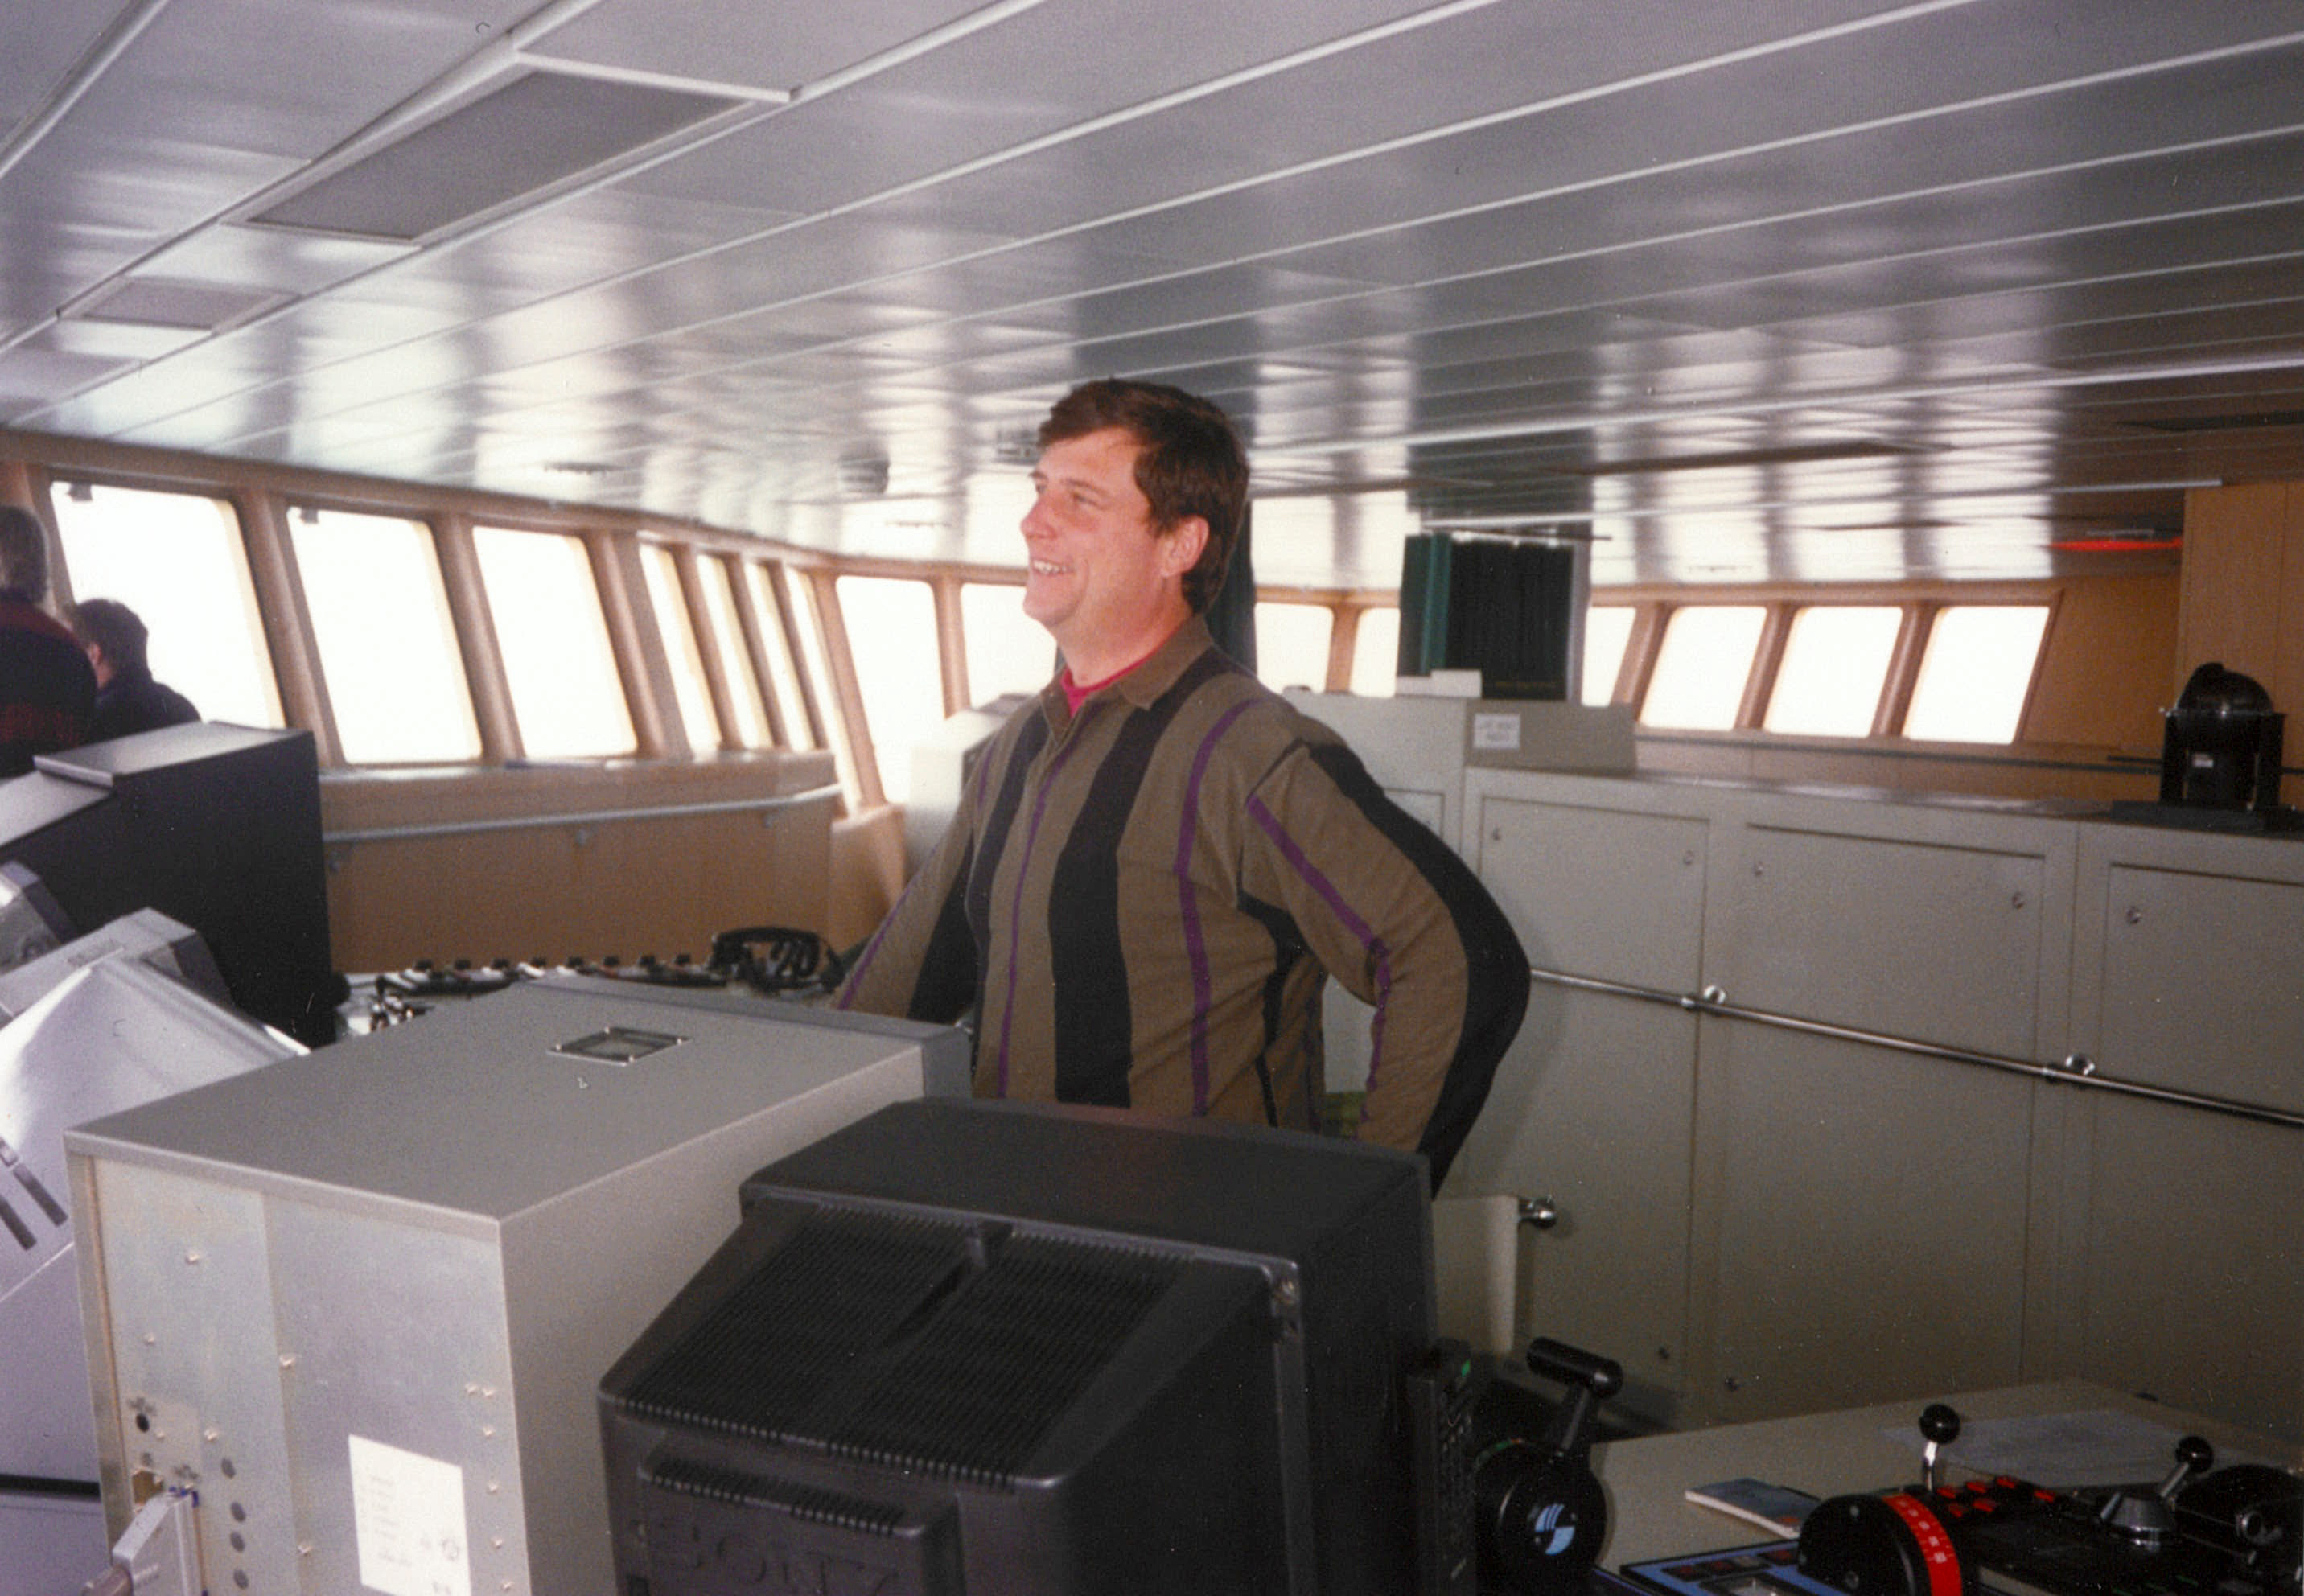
1021;427;1201;668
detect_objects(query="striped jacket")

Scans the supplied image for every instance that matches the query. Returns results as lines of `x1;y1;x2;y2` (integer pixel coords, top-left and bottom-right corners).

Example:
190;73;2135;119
837;618;1528;1185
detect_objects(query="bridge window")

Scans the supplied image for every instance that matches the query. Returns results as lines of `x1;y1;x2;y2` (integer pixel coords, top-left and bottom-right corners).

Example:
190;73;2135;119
1582;607;1635;705
1640;606;1767;730
1902;605;2049;744
836;575;942;804
641;544;721;755
1347;606;1400;697
1255;602;1334;693
743;562;817;751
50;481;282;730
697;557;771;750
471;525;636;759
1764;606;1903;738
961;582;1051;705
288;508;480;763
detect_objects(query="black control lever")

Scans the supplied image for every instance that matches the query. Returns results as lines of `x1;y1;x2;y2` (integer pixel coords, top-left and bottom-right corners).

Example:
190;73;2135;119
1475;1337;1625;1594
2100;1436;2215;1550
1919;1403;1960;1495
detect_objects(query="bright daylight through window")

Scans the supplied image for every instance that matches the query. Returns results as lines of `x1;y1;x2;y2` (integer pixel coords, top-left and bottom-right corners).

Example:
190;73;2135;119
51;482;282;730
471;525;636;759
290;508;480;763
1640;606;1766;730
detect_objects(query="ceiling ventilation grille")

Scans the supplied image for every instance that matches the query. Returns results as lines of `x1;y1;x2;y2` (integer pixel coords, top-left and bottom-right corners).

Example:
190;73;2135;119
63;278;285;331
246;70;747;242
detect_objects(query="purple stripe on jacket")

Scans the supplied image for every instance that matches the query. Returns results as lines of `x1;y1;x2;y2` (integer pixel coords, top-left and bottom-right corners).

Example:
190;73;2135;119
1177;699;1258;1112
1247;792;1394;1090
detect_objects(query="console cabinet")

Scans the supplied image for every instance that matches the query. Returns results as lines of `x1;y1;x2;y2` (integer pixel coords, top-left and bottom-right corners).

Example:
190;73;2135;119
1454;769;2300;1441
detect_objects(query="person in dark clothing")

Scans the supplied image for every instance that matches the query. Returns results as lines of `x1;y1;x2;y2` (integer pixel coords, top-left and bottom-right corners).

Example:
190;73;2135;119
71;598;200;742
0;504;96;776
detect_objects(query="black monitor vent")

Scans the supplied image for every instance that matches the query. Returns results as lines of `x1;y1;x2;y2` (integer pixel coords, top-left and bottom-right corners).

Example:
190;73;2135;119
642;1456;908;1537
621;1208;975;1439
620;1208;1185;1486
824;1235;1181;1484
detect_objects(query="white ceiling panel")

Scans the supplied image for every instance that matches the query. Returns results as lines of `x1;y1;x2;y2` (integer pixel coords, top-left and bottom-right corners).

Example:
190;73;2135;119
6;0;2304;580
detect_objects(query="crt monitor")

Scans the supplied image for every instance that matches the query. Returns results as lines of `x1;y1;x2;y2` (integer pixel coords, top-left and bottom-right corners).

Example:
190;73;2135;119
0;723;337;1043
600;1098;1437;1596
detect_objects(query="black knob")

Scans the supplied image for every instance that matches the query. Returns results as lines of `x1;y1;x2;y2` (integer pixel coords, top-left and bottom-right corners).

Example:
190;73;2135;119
2175;1436;2215;1473
1919;1404;1961;1446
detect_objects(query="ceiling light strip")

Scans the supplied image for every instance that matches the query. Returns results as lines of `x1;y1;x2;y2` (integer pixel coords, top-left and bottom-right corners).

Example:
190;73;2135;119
507;53;789;105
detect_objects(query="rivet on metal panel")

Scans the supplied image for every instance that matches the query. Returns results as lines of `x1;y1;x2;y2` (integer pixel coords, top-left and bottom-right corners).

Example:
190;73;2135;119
2126;906;2143;924
1751;862;1764;877
466;1383;480;1396
1682;850;1696;866
482;1387;496;1398
203;1427;219;1443
1489;827;1502;842
298;1542;312;1557
1724;1376;1741;1392
2011;891;2026;909
184;1248;201;1264
278;1354;295;1368
488;1479;500;1494
481;1425;496;1438
1656;1347;1672;1362
142;1332;155;1345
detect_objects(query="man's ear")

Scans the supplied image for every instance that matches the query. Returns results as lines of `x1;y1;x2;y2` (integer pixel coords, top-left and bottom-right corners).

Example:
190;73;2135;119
1161;516;1209;579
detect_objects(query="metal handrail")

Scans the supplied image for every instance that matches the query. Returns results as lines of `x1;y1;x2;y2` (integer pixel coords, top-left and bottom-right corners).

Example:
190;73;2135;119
323;783;843;845
1528;965;2304;1132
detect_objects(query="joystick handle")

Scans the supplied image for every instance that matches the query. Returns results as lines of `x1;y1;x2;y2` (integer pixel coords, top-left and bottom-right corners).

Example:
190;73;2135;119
1526;1337;1624;1463
2158;1436;2215;1502
1919;1404;1960;1493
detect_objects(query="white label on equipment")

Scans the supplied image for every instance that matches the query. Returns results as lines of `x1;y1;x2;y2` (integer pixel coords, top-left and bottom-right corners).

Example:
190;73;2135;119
1472;712;1522;751
349;1434;472;1596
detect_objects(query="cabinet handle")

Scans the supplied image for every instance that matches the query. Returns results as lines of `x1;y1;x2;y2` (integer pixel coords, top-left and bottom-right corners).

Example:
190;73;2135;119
1523;965;2304;1132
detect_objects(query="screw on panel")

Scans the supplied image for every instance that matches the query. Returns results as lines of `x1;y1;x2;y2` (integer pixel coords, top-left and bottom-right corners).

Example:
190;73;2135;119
2126;906;2143;924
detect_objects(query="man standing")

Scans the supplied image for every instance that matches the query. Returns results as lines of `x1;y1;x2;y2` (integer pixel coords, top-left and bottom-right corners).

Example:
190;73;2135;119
0;505;96;777
72;598;200;742
837;379;1527;1186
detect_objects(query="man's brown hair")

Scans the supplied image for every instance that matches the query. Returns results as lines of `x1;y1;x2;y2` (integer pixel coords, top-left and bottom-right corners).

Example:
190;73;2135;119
1039;379;1249;613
